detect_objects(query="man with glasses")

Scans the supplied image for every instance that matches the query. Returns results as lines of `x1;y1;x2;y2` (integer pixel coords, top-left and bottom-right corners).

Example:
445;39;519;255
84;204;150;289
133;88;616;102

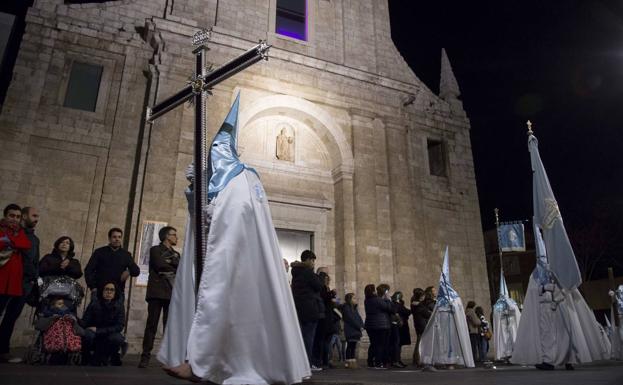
138;226;180;368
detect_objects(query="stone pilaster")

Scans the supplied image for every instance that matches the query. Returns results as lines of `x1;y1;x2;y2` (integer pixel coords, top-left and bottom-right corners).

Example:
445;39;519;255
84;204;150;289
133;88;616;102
351;111;380;288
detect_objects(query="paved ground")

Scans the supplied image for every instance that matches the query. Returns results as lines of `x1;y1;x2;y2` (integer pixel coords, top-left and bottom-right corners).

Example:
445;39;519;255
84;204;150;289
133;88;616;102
1;356;623;385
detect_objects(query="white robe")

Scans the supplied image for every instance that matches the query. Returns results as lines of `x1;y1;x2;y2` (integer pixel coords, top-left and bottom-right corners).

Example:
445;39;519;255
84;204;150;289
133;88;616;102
419;297;475;367
493;301;521;360
612;314;623;360
157;191;196;366
511;275;610;366
162;170;310;384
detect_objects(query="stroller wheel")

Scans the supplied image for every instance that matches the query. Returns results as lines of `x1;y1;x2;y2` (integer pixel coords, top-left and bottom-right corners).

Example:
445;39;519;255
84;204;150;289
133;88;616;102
26;346;42;365
69;352;82;366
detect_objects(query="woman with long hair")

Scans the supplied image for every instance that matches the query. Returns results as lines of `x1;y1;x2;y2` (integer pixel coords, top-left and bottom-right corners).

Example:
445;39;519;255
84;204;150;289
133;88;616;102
342;292;364;368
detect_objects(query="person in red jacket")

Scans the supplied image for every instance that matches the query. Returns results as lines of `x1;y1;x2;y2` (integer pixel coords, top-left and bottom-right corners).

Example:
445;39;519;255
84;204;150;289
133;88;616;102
0;203;32;362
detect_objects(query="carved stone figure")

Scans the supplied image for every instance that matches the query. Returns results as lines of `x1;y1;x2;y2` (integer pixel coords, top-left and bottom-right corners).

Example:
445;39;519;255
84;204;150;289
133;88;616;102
276;126;294;162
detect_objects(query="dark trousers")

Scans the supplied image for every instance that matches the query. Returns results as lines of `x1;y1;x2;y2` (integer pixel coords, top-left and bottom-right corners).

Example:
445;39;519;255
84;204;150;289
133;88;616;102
478;335;489;361
299;320;317;365
0;294;27;354
469;333;480;362
367;328;390;367
141;299;170;358
345;341;358;360
389;325;401;363
312;318;326;366
83;329;124;364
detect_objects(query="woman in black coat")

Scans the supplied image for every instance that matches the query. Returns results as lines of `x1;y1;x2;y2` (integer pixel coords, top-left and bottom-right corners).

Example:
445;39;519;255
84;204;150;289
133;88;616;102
39;236;83;279
364;283;394;369
391;291;411;367
412;286;436;367
341;293;364;366
410;288;426;366
80;282;125;366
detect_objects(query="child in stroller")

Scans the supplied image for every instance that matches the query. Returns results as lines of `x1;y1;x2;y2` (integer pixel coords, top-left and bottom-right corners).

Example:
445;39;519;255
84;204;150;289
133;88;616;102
27;276;85;365
34;297;85;364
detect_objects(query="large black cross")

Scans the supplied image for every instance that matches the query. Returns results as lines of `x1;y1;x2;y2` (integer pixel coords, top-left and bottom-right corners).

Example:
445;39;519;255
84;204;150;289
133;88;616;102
146;29;270;291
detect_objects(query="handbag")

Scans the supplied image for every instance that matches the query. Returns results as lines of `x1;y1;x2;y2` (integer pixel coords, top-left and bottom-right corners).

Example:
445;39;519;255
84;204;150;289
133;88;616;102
484;329;492;340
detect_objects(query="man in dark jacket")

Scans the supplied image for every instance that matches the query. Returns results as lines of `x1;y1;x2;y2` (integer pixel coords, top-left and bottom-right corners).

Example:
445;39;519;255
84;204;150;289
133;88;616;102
20;207;40;303
84;227;139;301
364;284;394;369
138;226;180;368
290;250;323;370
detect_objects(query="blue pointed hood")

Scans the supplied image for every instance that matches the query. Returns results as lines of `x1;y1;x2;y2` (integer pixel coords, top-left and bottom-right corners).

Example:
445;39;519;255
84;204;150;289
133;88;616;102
494;269;518;312
499;269;509;298
532;221;552;285
437;246;459;306
207;93;245;199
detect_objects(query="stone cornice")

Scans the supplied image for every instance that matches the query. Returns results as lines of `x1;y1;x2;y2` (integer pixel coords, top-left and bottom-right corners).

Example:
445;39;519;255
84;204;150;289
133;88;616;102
149;18;435;102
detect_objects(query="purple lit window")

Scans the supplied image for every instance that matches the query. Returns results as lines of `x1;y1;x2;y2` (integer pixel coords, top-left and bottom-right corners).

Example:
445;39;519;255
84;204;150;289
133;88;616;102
276;0;307;41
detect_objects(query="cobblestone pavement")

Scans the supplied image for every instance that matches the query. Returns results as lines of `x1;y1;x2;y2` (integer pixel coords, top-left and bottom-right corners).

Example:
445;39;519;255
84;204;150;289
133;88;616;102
1;357;622;385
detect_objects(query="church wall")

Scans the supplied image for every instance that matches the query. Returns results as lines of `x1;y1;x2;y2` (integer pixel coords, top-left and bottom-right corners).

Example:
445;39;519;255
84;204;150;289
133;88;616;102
0;0;490;355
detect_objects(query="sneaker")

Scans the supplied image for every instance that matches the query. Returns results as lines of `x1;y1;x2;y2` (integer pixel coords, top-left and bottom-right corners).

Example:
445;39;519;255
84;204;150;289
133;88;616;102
565;363;574;371
422;365;437;372
0;354;22;364
374;364;388;370
310;365;323;372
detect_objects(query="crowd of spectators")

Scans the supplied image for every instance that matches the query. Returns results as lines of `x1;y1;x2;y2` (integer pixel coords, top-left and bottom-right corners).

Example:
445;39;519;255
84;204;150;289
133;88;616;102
0;203;153;366
290;249;492;370
1;201;493;370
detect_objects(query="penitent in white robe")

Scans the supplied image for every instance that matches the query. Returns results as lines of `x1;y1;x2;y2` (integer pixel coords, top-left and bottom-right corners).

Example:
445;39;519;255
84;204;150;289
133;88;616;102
493;301;521;360
419;298;475;368
511;275;610;366
612;317;623;360
162;169;310;385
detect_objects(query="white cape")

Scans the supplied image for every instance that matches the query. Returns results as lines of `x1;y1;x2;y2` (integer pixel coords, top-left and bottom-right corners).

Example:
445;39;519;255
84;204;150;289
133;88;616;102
419;297;475;367
157;190;196;366
162;170;310;385
511;275;610;366
493;301;521;360
612;314;623;360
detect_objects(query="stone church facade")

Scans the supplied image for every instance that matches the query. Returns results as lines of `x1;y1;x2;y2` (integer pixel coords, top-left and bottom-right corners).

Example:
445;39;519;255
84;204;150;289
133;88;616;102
0;0;489;351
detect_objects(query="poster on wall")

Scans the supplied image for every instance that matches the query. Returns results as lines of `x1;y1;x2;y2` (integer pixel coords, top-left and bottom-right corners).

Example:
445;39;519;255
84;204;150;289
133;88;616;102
135;221;167;286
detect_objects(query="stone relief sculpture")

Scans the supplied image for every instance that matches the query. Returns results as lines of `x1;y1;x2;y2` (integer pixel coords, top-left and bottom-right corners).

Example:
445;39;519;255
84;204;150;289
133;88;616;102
276;125;295;162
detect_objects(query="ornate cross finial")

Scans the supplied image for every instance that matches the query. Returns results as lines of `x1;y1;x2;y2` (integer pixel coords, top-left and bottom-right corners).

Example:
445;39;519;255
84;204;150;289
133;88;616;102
192;28;212;46
527;120;533;135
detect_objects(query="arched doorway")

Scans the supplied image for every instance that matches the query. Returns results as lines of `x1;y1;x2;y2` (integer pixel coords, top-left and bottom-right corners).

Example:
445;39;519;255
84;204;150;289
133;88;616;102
238;92;354;294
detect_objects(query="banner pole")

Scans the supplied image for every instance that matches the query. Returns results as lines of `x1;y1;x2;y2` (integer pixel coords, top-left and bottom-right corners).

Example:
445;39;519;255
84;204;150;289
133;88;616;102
495;208;504;273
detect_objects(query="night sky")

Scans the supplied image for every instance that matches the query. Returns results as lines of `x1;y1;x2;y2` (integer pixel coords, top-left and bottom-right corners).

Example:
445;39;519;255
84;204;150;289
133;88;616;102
389;0;623;278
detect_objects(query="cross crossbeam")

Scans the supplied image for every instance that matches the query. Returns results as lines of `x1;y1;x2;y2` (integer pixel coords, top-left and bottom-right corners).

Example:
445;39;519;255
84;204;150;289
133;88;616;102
146;30;270;292
146;40;270;123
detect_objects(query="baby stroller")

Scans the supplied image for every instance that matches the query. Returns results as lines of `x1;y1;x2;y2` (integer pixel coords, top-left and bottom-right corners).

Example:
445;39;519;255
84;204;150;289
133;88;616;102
25;276;85;365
